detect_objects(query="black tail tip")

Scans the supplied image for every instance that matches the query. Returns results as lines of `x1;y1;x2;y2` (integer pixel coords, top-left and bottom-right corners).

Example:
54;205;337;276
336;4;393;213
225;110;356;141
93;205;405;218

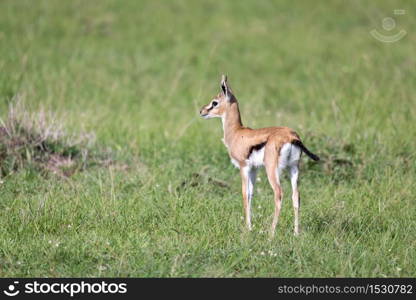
292;140;320;161
310;154;320;161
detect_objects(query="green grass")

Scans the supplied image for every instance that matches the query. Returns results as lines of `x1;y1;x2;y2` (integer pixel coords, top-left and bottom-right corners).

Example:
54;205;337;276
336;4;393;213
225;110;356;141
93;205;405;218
0;0;415;277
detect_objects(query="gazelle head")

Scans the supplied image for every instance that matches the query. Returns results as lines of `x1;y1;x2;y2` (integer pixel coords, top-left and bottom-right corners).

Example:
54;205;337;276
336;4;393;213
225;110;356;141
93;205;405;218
200;75;235;119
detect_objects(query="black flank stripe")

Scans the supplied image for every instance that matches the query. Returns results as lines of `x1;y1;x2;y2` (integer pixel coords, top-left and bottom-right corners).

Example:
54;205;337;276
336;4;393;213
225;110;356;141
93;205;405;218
247;142;266;159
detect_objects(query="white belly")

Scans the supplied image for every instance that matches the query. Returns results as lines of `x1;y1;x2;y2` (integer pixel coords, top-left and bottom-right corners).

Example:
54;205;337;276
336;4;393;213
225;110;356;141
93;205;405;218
231;143;301;170
230;148;265;169
247;146;265;168
230;157;240;168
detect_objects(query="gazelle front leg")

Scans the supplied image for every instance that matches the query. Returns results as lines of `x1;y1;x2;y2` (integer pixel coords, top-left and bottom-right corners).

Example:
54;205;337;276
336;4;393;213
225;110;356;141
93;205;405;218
240;165;256;231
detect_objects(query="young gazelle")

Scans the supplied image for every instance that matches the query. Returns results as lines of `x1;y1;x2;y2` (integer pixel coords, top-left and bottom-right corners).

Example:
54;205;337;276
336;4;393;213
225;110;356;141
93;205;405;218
199;75;319;236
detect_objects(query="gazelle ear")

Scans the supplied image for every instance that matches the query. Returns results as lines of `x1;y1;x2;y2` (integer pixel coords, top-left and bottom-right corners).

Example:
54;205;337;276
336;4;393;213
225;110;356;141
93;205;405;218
220;75;231;101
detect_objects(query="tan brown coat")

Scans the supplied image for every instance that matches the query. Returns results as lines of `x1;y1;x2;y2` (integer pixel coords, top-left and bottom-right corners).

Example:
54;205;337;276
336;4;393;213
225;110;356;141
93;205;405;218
200;75;319;236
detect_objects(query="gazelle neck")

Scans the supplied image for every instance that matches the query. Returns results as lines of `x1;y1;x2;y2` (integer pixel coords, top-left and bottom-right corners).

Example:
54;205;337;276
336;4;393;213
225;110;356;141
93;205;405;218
222;102;243;145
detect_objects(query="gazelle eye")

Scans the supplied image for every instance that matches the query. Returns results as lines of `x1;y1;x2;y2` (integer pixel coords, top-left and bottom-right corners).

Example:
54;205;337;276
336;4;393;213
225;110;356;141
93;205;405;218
212;101;218;107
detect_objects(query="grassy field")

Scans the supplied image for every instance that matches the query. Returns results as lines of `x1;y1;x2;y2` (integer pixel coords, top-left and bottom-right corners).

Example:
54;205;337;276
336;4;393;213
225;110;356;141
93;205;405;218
0;0;415;277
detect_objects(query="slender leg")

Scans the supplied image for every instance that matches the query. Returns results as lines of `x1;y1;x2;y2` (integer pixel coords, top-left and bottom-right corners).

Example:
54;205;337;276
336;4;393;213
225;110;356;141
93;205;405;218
247;167;257;226
240;166;254;230
270;168;283;237
264;145;282;237
290;165;300;235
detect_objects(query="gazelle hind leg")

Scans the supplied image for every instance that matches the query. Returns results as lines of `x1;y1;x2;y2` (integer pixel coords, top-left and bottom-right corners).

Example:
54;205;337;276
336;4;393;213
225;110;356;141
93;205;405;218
264;144;282;237
247;167;257;228
290;165;300;235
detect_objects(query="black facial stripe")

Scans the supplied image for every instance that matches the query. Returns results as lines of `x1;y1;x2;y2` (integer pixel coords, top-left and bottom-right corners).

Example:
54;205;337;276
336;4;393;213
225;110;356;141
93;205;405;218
207;101;218;111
